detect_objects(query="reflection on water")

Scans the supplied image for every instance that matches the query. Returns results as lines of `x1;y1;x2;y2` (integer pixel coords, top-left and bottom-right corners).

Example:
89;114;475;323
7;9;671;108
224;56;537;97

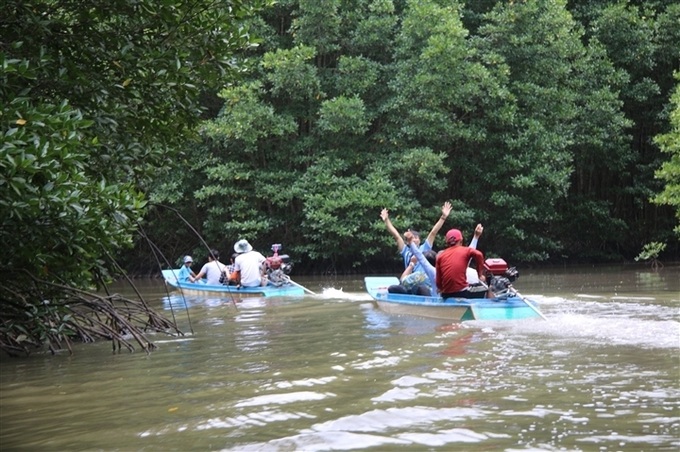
1;265;678;451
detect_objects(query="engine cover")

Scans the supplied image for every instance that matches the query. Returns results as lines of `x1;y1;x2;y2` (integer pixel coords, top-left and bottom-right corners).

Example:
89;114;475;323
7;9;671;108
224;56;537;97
484;258;508;276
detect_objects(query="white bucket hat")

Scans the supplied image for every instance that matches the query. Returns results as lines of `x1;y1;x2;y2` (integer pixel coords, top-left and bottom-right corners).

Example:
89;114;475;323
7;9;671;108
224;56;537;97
234;239;253;254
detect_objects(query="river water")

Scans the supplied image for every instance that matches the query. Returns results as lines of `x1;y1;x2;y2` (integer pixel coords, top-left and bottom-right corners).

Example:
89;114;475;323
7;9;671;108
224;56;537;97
1;265;678;451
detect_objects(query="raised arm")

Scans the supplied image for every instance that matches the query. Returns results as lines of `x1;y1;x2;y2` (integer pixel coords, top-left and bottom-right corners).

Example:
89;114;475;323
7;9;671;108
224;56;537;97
469;223;483;249
381;208;405;252
408;242;436;293
425;201;452;246
405;231;433;271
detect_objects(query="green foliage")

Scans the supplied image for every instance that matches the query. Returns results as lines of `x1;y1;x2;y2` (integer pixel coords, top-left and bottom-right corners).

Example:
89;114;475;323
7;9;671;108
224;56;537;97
349;0;399;62
335;56;381;97
391;0;585;260
141;0;680;276
653;72;680;236
317;96;369;135
295;158;396;263
146;0;405;271
1;62;145;287
205;81;298;145
655;4;680;74
292;0;342;55
262;46;321;101
579;1;678;249
636;241;667;261
591;2;657;78
0;0;271;354
635;241;666;270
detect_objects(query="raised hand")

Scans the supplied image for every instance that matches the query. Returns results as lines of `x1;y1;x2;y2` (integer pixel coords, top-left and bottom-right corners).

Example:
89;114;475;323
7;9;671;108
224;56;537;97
474;223;484;239
441;201;452;218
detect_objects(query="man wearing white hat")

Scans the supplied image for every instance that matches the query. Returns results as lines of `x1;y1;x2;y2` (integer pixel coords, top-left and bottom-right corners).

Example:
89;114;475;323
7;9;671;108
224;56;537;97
232;239;266;287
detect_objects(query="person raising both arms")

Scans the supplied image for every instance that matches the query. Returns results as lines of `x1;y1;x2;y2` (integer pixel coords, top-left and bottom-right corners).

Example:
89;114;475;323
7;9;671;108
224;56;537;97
436;228;486;299
380;201;452;273
402;224;484;296
190;249;227;285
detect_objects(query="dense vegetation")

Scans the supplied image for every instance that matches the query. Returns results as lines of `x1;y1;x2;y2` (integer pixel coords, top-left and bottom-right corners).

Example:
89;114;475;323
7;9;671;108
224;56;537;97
0;0;272;355
1;0;678;355
138;0;679;274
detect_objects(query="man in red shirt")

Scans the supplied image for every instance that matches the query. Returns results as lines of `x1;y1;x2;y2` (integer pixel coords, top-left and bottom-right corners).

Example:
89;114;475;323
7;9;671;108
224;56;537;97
436;228;486;298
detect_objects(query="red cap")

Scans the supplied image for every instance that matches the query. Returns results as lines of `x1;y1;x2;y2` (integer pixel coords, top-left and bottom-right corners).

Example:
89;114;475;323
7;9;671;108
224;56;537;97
446;229;463;244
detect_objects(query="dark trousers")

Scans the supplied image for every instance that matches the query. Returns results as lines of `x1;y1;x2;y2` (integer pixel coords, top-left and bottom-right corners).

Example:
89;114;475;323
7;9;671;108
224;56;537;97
388;284;431;296
441;289;486;299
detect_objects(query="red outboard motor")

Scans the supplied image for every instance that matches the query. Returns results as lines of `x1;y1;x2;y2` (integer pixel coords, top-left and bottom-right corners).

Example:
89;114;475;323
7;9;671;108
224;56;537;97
264;244;293;286
483;258;519;297
484;258;509;276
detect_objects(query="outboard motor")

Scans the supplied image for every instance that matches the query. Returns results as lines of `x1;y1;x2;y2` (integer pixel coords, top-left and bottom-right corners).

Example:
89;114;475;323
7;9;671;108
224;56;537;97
483;258;519;297
264;244;293;286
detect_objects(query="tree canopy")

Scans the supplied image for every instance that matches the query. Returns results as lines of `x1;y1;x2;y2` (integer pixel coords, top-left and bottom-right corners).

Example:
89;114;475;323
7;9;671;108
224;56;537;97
0;0;271;355
653;71;680;235
147;0;678;271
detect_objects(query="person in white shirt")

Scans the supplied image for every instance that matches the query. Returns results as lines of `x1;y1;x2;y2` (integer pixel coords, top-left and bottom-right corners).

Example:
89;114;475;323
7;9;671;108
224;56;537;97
232;239;266;287
190;249;227;285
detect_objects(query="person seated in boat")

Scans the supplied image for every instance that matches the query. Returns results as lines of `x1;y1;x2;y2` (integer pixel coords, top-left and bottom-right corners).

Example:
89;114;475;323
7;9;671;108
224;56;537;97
232;239;267;287
387;254;434;295
402;225;484;296
219;253;239;285
190;248;227;285
177;255;197;283
387;252;439;295
380;201;452;274
436;228;486;299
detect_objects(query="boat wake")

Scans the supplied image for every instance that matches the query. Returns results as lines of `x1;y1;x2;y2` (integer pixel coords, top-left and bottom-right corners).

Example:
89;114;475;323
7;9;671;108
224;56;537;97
321;287;373;302
471;294;679;350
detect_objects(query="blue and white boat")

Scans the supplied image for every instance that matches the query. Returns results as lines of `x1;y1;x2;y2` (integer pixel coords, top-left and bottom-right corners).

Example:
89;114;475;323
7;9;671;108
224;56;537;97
162;269;305;298
364;276;545;321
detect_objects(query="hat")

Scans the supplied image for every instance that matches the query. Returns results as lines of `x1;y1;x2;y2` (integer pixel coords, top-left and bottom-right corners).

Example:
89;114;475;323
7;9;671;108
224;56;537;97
183;255;193;264
445;229;463;244
234;239;253;253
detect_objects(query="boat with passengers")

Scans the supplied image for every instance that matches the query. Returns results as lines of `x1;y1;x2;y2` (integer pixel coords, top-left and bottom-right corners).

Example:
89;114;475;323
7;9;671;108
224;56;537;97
365;258;546;321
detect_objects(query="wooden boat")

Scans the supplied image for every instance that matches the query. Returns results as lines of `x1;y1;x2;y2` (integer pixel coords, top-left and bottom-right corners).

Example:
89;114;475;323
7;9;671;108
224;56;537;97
364;276;545;321
162;269;305;297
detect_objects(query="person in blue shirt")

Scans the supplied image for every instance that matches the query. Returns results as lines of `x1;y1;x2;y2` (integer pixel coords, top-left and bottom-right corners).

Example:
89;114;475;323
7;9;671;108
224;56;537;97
380;201;452;274
177;255;196;283
402;225;484;296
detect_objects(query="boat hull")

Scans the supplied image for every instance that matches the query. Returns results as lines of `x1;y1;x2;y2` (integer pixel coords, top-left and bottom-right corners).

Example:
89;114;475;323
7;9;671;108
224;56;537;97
162;269;305;298
365;276;543;321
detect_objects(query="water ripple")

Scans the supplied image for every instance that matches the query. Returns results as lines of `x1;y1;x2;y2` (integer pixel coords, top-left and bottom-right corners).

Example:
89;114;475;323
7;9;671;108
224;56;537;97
234;391;335;408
